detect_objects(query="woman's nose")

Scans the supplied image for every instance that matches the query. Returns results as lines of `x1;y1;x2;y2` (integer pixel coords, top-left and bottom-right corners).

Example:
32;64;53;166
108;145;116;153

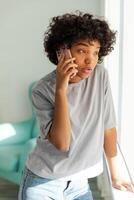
85;55;93;64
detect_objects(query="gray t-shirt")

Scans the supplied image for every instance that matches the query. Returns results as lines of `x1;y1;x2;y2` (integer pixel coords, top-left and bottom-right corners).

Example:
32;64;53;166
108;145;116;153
26;65;116;179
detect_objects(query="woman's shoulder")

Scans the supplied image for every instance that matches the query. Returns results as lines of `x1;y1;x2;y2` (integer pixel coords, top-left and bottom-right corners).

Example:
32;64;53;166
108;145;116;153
32;70;56;93
95;65;109;81
96;65;107;74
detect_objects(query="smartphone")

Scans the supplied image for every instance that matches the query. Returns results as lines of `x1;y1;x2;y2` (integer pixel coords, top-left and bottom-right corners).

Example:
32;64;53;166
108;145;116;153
56;45;73;63
56;45;76;79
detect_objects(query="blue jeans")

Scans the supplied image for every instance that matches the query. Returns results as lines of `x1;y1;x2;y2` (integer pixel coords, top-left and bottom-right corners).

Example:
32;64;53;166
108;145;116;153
18;167;93;200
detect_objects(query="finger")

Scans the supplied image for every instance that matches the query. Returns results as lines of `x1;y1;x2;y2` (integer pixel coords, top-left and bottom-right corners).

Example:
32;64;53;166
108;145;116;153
120;181;134;192
112;182;127;191
120;186;127;191
57;52;65;67
64;63;78;73
116;186;127;191
123;183;134;192
58;56;75;70
70;72;77;79
69;68;78;79
66;68;78;78
61;58;76;69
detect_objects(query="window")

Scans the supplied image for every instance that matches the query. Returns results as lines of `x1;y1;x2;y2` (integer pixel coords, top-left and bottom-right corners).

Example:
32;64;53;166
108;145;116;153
103;0;134;198
120;0;134;181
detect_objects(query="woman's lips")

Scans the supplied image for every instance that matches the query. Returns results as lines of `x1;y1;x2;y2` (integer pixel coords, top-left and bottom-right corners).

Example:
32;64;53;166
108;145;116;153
81;67;93;75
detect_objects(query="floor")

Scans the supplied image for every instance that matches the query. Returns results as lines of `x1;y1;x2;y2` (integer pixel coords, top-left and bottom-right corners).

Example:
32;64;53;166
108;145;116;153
0;177;104;200
0;178;19;200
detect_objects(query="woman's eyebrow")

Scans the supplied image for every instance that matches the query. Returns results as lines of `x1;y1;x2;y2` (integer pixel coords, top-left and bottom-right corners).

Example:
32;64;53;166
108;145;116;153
74;42;100;48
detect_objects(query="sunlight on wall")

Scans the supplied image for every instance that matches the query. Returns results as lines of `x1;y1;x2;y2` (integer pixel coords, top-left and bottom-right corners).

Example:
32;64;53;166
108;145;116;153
103;0;120;131
121;0;134;180
0;124;16;141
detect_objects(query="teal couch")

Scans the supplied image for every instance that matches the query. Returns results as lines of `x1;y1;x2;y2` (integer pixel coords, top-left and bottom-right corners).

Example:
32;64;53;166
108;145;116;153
0;82;39;184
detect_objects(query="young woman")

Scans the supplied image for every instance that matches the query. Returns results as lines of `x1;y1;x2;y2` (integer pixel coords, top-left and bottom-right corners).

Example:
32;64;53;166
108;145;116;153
18;11;133;200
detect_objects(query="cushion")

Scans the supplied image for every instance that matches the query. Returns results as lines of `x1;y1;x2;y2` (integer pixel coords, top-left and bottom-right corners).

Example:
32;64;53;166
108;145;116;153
0;154;18;172
0;120;32;146
0;144;23;172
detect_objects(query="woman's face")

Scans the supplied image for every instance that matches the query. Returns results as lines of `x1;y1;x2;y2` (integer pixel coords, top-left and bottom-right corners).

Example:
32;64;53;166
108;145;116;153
69;39;101;83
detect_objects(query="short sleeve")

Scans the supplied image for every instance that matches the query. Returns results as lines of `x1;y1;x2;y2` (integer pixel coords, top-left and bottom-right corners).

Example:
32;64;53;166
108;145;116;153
32;89;54;138
104;70;117;130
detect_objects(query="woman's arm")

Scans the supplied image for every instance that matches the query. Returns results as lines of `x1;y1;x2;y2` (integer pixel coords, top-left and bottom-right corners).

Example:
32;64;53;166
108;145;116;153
104;127;133;192
47;53;78;152
47;89;71;152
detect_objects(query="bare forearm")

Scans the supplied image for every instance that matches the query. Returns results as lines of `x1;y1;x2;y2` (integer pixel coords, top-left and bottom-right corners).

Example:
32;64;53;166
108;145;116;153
48;49;78;151
106;155;119;181
48;89;71;151
104;128;117;156
104;128;119;180
106;147;134;192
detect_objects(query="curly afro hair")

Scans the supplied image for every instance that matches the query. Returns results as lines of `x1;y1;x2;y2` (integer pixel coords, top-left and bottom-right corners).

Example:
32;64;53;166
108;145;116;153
43;11;116;65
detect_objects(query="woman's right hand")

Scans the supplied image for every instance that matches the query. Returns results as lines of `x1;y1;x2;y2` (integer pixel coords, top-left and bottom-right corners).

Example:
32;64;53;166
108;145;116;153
56;53;78;91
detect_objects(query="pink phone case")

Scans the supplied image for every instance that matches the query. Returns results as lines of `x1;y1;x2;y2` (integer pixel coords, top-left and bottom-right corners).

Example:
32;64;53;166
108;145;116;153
57;45;73;63
56;45;75;79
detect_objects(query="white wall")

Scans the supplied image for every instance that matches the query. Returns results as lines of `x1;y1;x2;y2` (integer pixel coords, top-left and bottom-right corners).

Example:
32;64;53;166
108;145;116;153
0;0;102;122
102;0;121;138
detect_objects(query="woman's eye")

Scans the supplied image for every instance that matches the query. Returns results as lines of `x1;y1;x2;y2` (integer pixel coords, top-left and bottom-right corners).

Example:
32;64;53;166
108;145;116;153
77;49;85;54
